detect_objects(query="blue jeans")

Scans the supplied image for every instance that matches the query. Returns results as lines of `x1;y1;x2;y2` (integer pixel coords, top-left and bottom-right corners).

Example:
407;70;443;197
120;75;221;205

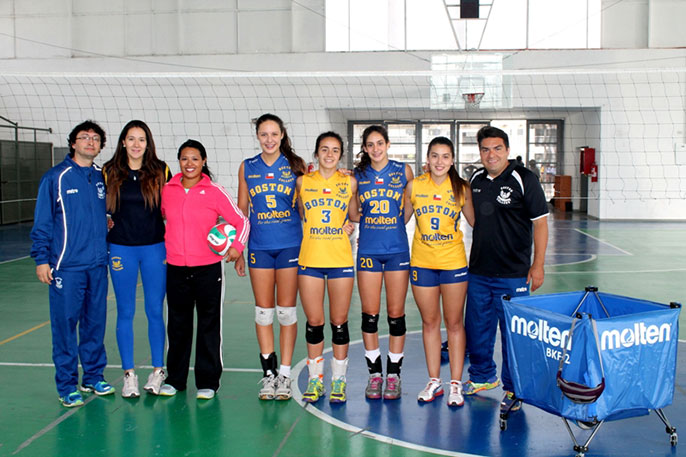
465;273;529;392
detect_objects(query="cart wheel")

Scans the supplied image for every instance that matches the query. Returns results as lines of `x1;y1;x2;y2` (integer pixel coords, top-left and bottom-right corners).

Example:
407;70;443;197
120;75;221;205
499;418;507;431
575;453;585;457
670;432;678;446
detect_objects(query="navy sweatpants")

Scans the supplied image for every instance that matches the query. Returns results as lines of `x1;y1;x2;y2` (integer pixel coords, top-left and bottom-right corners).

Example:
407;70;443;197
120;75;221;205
49;265;109;397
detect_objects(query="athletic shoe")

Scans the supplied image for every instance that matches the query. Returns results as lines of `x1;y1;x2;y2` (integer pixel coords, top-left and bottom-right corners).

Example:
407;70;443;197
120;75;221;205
463;377;500;395
144;369;166;395
79;381;115;396
274;375;292;401
197;389;215;400
447;381;464;407
122;372;140;398
302;378;324;403
329;378;347;404
159;384;177;397
365;373;383;399
258;374;277;400
500;391;522;413
383;374;402;400
59;391;84;408
417;379;444;402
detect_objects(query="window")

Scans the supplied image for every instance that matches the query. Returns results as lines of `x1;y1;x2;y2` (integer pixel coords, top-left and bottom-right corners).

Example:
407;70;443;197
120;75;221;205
326;0;600;51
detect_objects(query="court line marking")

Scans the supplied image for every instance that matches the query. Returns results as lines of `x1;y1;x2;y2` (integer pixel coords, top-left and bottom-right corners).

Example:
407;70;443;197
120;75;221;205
2;280;138;347
0;321;50;346
0;255;30;265
272;415;301;457
291;331;486;457
546;254;597;267
0;362;261;372
547;267;686;275
573;228;634;256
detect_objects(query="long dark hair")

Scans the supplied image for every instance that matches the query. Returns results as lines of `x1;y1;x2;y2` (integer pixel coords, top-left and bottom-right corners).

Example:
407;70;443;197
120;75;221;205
314;131;344;159
355;125;389;176
177;139;213;181
255;113;306;176
103;120;165;212
427;136;466;204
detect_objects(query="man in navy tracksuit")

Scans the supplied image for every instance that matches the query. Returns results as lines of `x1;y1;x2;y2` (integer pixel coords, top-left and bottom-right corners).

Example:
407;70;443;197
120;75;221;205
463;126;549;413
31;120;114;407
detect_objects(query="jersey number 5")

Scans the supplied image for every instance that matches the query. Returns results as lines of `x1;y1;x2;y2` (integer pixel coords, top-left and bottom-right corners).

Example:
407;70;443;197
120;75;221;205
265;195;277;209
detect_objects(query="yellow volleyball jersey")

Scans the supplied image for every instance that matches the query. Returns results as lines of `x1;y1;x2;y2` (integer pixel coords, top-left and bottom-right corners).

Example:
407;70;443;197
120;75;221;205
410;173;467;269
298;170;354;268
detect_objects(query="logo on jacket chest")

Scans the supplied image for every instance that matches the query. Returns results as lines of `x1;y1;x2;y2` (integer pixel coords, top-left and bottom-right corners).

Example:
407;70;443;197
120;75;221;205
96;182;106;200
497;186;513;205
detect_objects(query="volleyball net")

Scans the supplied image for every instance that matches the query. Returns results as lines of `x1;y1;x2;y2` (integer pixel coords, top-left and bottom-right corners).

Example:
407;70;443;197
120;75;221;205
1;66;685;219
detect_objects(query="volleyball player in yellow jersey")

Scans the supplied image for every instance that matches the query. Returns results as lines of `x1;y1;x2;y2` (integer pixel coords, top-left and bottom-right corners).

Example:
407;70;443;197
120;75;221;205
296;131;358;404
404;136;474;407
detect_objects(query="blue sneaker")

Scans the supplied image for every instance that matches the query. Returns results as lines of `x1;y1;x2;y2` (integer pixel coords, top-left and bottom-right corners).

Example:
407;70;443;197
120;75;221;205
59;391;84;408
463;377;500;395
500;391;522;413
80;381;115;396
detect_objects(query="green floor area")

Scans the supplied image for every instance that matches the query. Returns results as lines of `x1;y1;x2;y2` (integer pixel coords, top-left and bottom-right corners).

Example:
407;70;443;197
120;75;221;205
0;219;685;457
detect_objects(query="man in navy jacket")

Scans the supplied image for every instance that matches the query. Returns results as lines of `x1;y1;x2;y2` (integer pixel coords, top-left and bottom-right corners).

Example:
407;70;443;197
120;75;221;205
31;120;114;407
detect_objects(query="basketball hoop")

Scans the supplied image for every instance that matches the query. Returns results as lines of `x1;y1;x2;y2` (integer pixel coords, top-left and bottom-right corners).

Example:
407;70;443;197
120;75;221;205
462;92;484;110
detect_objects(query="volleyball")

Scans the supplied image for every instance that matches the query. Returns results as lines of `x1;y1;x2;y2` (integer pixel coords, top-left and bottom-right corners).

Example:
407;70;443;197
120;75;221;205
207;223;237;256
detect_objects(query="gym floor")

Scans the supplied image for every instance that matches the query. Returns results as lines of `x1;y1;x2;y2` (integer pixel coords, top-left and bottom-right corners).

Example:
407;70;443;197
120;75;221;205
0;212;684;457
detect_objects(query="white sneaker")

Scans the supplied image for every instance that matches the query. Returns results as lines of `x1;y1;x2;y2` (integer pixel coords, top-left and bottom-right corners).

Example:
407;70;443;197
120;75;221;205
144;369;167;395
197;389;215;400
159;384;177;397
122;372;140;398
447;381;464;407
417;378;444;402
274;375;292;400
258;375;277;400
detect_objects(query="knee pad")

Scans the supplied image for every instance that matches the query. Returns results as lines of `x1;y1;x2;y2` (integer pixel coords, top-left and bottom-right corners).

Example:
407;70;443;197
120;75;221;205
331;321;350;345
361;313;379;334
255;306;275;326
305;321;325;345
388;314;406;337
276;305;297;326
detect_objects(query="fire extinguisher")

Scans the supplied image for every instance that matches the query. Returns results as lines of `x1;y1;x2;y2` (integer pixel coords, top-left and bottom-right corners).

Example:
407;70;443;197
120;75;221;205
590;163;598;182
307;162;316;173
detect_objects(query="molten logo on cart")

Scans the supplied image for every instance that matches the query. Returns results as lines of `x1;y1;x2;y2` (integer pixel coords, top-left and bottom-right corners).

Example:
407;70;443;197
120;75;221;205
600;322;672;350
510;315;571;349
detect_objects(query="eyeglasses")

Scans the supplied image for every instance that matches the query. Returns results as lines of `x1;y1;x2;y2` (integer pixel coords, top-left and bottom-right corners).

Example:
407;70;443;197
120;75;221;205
76;135;101;143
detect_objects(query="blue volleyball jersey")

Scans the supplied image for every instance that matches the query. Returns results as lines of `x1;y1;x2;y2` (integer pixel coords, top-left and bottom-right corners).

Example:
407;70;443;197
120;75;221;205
355;160;409;255
244;154;302;250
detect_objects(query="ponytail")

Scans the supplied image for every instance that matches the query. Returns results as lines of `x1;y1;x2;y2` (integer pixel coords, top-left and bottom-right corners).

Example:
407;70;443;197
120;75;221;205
427;136;466;204
178;138;213;181
255;113;306;176
354;125;389;176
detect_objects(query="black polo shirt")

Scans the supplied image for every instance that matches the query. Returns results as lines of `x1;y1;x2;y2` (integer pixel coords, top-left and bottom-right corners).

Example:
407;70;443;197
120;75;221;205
469;160;548;277
106;165;171;246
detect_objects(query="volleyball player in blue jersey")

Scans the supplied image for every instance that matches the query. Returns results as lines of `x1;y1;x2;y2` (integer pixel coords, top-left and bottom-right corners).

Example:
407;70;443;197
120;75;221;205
236;114;306;400
354;125;414;400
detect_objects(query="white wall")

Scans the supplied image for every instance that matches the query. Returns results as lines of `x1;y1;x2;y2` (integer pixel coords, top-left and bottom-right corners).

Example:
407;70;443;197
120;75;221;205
1;1;686;219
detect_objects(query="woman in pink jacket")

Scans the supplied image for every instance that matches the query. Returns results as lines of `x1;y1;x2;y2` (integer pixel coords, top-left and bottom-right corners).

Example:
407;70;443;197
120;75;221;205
159;139;249;400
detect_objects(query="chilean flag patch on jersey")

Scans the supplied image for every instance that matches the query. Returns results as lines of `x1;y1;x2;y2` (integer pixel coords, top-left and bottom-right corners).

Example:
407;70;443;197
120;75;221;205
375;177;384;185
323;188;331;194
266;173;275;179
433;194;442;201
